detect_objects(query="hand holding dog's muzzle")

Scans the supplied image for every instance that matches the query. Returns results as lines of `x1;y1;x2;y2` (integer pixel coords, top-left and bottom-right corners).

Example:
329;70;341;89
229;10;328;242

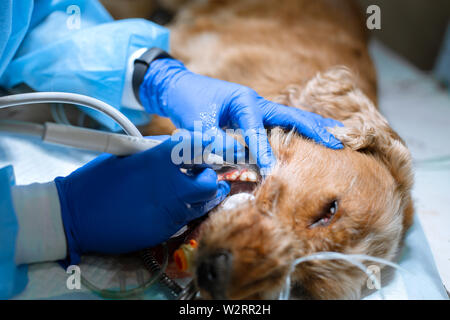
139;58;343;174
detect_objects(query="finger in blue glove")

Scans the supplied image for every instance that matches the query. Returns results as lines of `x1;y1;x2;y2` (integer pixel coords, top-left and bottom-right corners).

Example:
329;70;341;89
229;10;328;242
139;58;344;174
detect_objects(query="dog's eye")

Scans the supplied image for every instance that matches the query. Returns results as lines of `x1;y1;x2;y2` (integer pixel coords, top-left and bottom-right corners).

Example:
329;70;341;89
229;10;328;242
309;200;338;228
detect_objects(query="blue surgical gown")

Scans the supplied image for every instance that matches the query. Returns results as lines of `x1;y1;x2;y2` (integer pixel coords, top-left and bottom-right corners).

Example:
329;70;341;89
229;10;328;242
0;0;169;299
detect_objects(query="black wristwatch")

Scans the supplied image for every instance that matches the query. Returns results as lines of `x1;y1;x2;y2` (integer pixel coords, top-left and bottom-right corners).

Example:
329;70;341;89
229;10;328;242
132;47;173;104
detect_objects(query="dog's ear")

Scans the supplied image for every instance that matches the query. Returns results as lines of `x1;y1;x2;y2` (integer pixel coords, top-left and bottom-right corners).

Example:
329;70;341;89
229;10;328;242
287;67;414;229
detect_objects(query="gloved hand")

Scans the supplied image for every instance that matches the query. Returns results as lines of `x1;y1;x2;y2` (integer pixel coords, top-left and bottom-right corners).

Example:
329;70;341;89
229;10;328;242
54;134;230;264
139;58;343;173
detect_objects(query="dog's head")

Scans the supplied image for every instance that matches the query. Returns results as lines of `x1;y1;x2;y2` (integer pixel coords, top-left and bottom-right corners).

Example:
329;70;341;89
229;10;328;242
193;67;414;299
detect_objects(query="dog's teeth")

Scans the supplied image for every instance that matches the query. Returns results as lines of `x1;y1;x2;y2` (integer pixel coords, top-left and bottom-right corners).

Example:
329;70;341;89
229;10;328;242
239;171;249;181
239;169;257;182
230;171;240;181
222;169;240;181
219;168;258;182
246;171;258;182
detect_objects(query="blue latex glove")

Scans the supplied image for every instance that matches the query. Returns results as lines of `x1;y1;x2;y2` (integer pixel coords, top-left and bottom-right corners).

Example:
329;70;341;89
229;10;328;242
54;134;230;264
139;58;343;173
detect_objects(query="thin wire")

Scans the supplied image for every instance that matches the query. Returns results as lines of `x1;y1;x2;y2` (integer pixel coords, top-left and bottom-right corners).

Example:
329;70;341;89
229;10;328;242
57;104;71;125
50;104;63;124
413;155;450;171
414;155;450;164
279;252;408;300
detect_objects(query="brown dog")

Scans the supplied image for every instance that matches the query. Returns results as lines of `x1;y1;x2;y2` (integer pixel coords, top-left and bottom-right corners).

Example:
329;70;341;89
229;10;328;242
152;0;414;299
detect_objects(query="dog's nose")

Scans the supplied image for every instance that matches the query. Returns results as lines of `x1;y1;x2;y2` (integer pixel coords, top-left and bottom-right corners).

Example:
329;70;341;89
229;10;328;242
196;251;233;299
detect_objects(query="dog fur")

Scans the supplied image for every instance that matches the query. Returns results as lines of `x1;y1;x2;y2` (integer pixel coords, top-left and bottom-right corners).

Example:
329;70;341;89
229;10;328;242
153;0;414;299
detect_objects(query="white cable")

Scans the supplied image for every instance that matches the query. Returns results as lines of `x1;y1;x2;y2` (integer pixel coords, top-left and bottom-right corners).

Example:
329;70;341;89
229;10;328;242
0;92;226;166
0;120;226;167
43;122;161;155
0;120;44;137
0;120;162;156
0;92;142;137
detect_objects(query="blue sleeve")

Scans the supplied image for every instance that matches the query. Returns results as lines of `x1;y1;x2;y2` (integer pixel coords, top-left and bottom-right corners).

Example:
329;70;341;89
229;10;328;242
0;0;111;79
0;0;34;78
0;0;170;132
0;166;28;299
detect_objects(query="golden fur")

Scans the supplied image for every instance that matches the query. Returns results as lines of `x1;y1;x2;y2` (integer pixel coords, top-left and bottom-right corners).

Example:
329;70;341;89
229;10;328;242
149;0;414;299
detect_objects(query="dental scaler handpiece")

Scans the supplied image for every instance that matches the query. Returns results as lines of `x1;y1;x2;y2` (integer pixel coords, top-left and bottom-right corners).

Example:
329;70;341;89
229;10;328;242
0;120;228;171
